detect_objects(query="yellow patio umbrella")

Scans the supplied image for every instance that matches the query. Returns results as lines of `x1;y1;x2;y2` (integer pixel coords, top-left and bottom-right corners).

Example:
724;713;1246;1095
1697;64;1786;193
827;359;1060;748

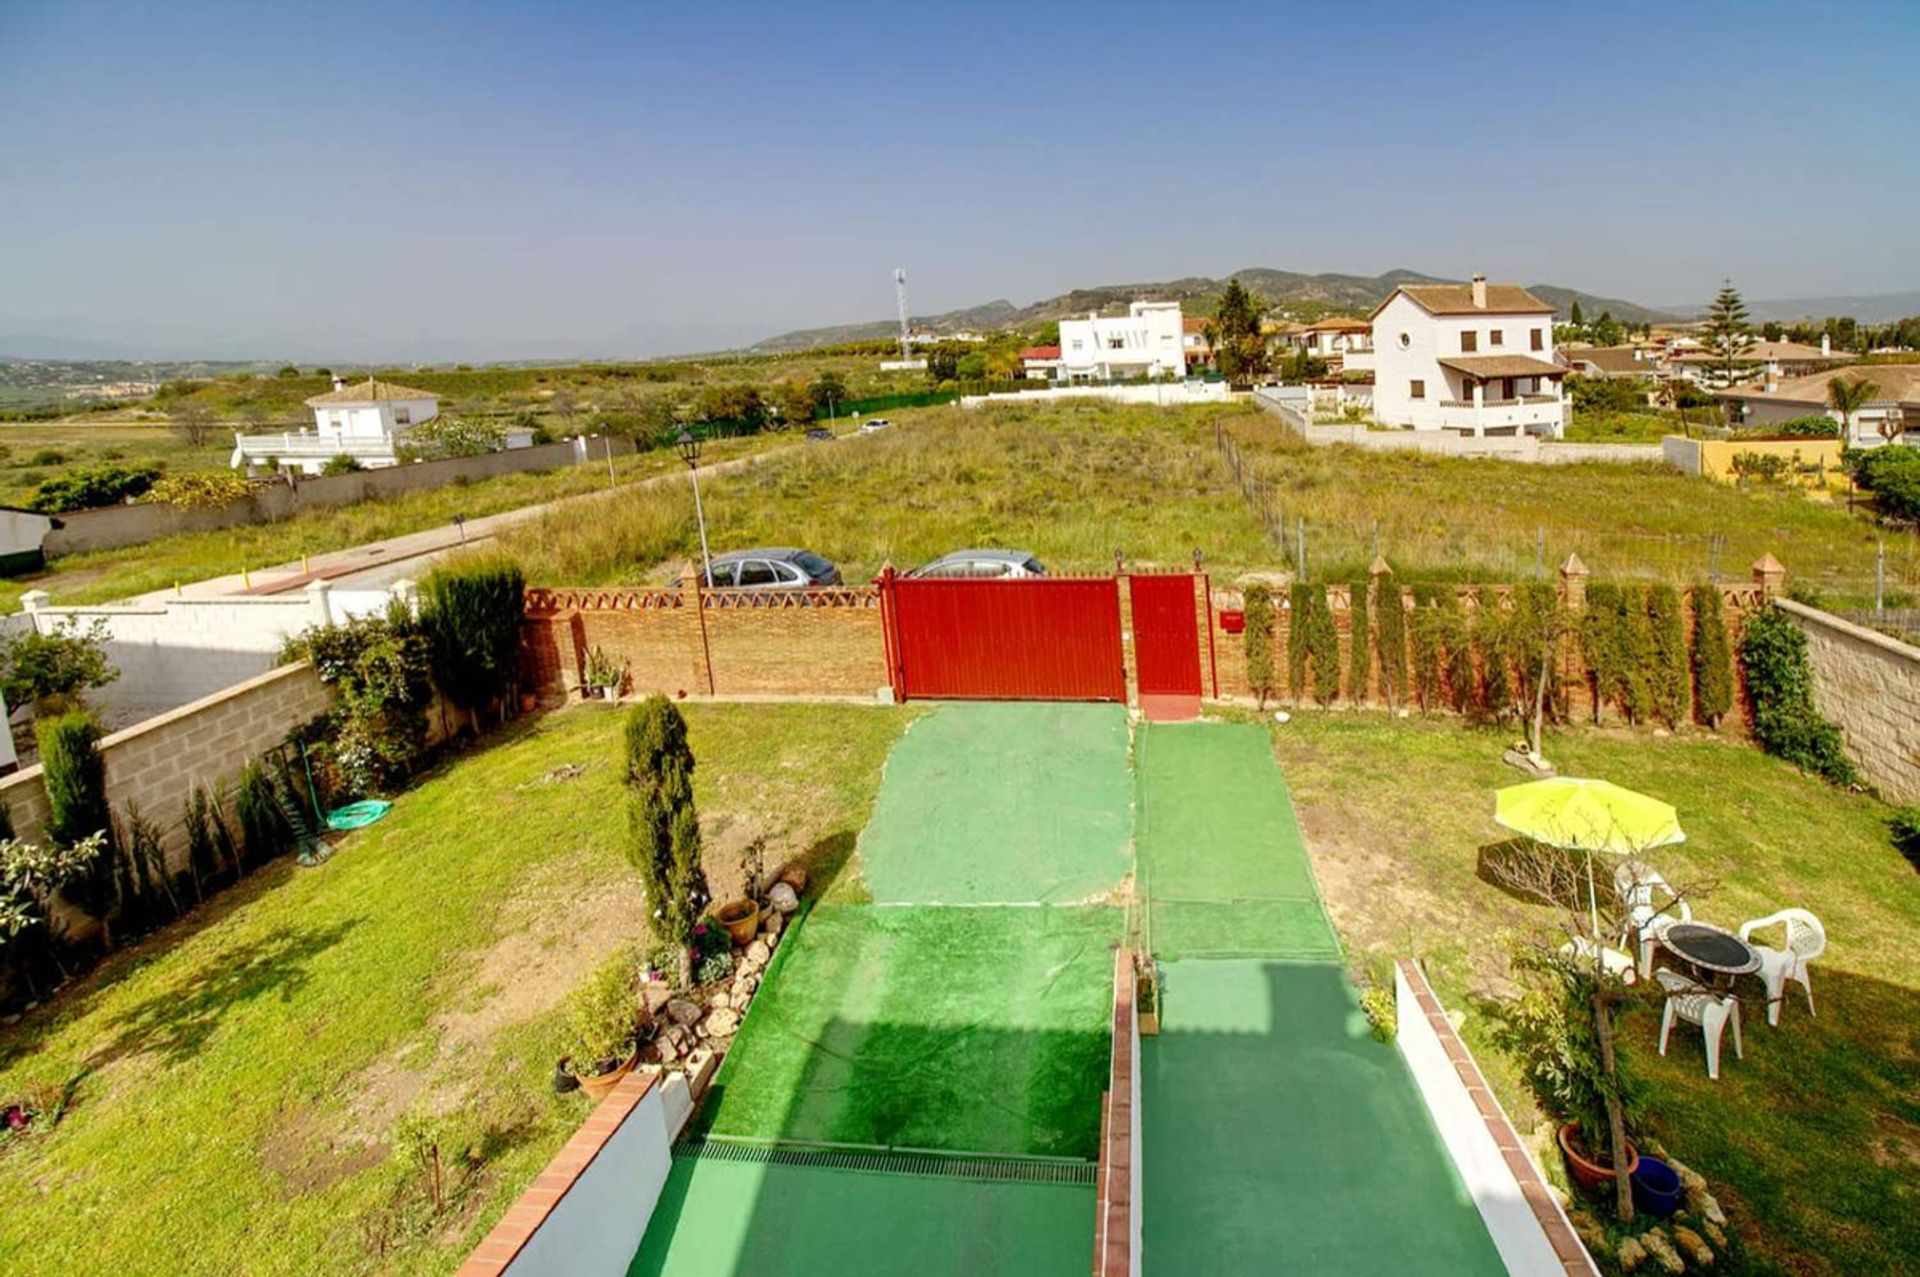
1494;777;1686;937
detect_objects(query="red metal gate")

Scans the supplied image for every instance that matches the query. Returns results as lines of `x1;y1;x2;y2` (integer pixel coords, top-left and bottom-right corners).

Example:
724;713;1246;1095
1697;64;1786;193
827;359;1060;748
1128;574;1203;705
881;572;1125;702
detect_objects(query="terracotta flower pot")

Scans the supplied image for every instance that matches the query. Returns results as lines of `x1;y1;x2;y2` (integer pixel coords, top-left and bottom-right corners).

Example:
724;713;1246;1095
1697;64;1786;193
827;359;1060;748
1558;1122;1640;1194
576;1048;637;1104
715;898;760;946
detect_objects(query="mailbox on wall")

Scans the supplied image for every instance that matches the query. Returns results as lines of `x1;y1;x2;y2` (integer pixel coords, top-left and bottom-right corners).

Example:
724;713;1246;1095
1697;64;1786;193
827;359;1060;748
1219;610;1245;634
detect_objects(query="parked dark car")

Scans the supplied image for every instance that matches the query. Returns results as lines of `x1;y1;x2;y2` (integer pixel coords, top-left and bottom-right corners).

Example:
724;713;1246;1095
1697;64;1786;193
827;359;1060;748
806;428;835;442
693;547;842;589
905;549;1048;580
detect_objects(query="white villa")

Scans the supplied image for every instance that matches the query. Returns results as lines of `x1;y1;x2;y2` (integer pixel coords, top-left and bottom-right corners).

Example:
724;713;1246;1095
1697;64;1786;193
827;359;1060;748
1058;301;1187;381
230;376;441;474
1718;364;1917;447
1370;275;1567;436
1295;316;1374;372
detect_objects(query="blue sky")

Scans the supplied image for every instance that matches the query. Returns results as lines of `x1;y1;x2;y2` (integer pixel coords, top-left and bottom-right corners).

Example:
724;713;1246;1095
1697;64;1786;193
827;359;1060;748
3;0;1916;361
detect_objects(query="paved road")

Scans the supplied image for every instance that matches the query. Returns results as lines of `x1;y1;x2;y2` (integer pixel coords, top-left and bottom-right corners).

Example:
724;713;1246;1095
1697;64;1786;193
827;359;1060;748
128;433;854;603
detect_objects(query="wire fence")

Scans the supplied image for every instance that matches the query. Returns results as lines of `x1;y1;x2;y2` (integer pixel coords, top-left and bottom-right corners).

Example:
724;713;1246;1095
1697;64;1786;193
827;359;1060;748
1213;419;1920;601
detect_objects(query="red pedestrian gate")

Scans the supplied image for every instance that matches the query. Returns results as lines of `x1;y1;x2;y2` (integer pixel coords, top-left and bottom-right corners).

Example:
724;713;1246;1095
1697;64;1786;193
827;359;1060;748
880;573;1125;702
1128;574;1204;719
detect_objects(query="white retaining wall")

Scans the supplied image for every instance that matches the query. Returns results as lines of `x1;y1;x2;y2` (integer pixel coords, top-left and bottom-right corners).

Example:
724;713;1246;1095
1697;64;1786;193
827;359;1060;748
961;381;1231;409
20;582;406;721
1253;390;1664;466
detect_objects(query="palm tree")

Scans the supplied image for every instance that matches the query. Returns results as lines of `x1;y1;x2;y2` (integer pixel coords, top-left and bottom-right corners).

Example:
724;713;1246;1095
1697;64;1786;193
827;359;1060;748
1826;375;1879;443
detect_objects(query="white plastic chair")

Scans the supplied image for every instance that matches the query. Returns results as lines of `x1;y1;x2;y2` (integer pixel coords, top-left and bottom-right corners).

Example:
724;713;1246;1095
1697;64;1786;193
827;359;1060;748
1615;861;1693;978
1560;936;1637;984
1656;968;1743;1080
1738;908;1825;1026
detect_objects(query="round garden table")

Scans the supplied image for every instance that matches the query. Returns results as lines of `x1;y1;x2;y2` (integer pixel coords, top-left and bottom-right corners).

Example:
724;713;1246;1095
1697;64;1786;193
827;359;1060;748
1661;921;1761;986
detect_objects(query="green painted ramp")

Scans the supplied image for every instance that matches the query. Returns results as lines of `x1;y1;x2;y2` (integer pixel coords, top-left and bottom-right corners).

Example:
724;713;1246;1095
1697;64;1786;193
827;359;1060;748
858;703;1133;905
1136;721;1339;961
630;1155;1093;1276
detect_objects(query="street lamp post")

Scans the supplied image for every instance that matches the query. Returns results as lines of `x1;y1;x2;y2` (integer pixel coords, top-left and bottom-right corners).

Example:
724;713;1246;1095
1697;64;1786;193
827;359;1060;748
676;430;713;587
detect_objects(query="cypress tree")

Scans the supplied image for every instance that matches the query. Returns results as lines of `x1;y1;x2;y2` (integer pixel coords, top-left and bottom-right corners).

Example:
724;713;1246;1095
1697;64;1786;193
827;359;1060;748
1581;584;1623;724
1619;586;1655;725
1410;584;1444;712
1474;593;1512;724
1374;574;1409;712
624;695;709;987
36;711;117;943
1646;583;1689;729
1242;584;1276;709
1689;584;1734;729
1436;588;1474;714
1346;578;1371;707
1290;583;1339;708
418;555;527;730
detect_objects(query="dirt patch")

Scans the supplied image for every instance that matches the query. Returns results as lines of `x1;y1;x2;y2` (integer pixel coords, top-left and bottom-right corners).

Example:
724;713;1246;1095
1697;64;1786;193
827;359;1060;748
260;1102;390;1197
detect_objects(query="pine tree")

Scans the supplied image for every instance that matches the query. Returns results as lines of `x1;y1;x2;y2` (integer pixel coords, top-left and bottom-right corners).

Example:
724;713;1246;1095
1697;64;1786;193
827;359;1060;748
1703;280;1752;387
1213;280;1271;386
1689;584;1734;729
624;695;709;987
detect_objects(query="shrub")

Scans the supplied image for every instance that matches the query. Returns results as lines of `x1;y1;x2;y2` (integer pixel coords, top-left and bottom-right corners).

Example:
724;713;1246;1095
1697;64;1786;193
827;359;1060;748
1241;583;1276;708
1358;986;1396;1043
289;611;433;796
26;462;162;513
418;556;526;727
0;619;117;712
234;760;293;867
321;454;365;475
1373;577;1408;711
25;448;64;467
398;416;505;460
1771;414;1841;439
1583;584;1652;725
1493;947;1644;1163
1689;585;1734;728
35;711;118;937
565;950;637;1073
1890;807;1920;870
624;696;708;986
143;470;252;510
1849;444;1920;523
1346;578;1371;706
1287;583;1338;707
1739;608;1857;785
1645;583;1689;729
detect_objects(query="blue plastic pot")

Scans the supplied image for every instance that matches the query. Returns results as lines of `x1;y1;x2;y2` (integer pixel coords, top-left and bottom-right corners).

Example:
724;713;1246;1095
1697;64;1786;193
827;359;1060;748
1631;1156;1684;1217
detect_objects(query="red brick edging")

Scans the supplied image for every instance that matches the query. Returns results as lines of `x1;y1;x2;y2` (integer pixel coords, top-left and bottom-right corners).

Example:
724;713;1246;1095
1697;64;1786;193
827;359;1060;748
1093;949;1136;1277
456;1070;660;1276
1395;960;1600;1276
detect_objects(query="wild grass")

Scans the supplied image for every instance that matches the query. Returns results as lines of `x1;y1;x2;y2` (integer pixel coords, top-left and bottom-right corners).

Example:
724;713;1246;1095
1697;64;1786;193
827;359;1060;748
498;402;1277;583
0;422;230;505
1269;711;1919;1276
0;701;911;1275
2;432;790;611
1226;414;1915;605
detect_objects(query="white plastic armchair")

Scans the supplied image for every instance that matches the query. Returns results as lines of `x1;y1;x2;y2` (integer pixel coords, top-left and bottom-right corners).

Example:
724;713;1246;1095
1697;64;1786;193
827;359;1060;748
1559;936;1637;984
1739;908;1825;1026
1614;861;1693;978
1656;968;1743;1080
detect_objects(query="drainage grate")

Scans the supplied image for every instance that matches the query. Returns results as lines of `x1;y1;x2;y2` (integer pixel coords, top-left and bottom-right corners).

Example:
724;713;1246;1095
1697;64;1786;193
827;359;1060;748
677;1136;1097;1186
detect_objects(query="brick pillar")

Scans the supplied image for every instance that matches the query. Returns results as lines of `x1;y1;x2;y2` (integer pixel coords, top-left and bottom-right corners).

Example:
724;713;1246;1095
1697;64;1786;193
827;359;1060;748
1559;552;1589;612
1115;567;1138;711
1753;553;1785;601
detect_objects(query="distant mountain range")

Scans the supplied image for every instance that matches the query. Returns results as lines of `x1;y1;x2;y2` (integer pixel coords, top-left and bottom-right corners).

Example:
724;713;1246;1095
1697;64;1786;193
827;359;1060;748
750;268;1677;351
1659;291;1920;325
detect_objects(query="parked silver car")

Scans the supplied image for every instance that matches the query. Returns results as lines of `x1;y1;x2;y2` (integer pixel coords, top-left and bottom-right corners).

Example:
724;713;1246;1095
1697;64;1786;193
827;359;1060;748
694;547;842;589
905;549;1048;580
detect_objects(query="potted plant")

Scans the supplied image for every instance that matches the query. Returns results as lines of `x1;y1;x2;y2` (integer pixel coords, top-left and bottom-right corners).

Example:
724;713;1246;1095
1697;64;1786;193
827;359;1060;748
1137;959;1160;1036
584;646;624;701
714;838;765;946
564;952;639;1103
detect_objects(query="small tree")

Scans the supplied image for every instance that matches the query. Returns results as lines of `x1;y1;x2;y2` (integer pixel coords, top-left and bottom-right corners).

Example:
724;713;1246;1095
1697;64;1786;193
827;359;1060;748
1409;585;1446;713
1825;374;1879;444
0;619;118;715
36;711;116;943
1373;573;1408;712
170;399;218;449
1288;583;1339;708
1346;578;1371;707
1472;593;1512;724
1645;584;1689;730
1213;280;1270;386
1689;585;1734;729
1241;583;1277;709
1506;582;1569;764
624;696;708;987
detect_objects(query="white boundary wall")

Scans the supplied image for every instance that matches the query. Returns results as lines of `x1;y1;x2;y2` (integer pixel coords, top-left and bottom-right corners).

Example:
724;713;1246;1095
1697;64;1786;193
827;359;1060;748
1254;390;1664;466
961;381;1230;409
20;581;406;722
1395;965;1594;1276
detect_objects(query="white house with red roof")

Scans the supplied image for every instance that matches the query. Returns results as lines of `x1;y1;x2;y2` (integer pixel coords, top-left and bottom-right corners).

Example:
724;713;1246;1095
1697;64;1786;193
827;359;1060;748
1370;275;1566;436
1019;344;1063;379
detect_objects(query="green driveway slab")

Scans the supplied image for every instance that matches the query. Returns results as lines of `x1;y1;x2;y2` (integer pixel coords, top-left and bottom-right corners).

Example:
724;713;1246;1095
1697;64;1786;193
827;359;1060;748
700;903;1121;1158
858;703;1133;905
1142;960;1504;1275
1135;720;1338;960
630;1156;1094;1276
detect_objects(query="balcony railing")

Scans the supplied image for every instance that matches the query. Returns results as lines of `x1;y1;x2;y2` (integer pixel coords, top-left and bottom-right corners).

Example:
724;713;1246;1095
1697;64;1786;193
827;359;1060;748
232;432;398;459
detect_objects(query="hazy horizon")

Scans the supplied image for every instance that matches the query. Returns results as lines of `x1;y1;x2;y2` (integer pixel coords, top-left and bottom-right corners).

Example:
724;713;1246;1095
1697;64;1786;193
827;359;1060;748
5;0;1917;364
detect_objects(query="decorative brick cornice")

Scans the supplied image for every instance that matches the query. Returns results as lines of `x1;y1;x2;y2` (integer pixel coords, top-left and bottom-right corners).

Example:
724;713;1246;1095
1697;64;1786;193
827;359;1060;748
455;1070;660;1277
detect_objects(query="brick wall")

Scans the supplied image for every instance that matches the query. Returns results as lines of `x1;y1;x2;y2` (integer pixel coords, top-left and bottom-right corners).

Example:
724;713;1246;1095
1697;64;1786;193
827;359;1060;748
0;661;333;864
1206;562;1767;730
521;585;888;702
1779;599;1920;802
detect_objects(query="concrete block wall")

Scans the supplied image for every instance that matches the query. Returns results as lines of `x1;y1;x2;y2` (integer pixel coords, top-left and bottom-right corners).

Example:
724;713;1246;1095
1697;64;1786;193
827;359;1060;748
521;585;888;702
1779;599;1920;802
0;661;334;864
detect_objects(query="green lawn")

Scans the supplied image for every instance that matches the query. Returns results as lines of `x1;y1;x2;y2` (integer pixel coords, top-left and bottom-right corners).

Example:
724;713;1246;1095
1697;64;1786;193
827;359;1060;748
1228;414;1915;607
1267;711;1919;1276
0;701;912;1276
0;432;790;612
497;402;1278;583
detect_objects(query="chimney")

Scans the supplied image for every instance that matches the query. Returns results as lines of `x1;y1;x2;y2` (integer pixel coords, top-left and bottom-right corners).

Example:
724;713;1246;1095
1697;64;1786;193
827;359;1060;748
1764;375;1779;393
332;375;347;392
1820;333;1830;356
1470;272;1487;309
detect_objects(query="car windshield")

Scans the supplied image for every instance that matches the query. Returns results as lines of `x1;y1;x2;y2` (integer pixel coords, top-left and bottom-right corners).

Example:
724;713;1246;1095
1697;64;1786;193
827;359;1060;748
794;552;834;577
